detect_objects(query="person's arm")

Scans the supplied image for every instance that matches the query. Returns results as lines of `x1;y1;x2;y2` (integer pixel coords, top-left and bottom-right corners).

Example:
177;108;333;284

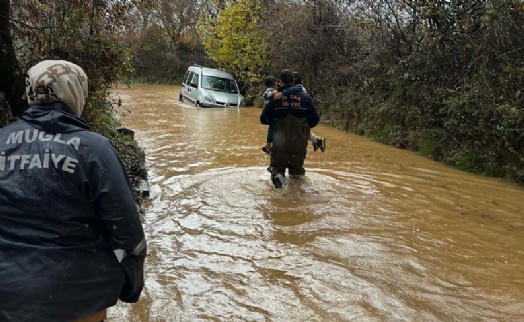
88;138;147;303
274;84;304;99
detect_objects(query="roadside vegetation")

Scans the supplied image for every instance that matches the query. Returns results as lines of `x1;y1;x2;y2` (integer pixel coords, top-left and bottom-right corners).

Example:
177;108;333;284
0;0;149;205
2;0;523;186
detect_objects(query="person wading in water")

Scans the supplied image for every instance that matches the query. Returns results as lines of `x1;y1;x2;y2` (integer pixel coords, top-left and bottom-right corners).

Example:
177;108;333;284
260;69;320;188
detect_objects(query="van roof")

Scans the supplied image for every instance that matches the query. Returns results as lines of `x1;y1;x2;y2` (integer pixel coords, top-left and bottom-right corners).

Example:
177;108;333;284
190;66;234;80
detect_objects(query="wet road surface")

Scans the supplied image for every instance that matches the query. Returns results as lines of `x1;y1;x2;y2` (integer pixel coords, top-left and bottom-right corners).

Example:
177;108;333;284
108;84;524;322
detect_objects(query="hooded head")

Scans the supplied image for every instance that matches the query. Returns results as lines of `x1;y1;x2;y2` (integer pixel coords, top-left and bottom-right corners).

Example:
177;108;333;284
26;60;88;117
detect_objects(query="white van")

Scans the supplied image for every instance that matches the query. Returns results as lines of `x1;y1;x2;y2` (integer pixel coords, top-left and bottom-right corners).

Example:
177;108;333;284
179;65;245;107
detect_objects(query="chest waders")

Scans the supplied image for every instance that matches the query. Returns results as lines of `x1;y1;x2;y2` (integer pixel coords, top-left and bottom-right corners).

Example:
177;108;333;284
270;114;309;177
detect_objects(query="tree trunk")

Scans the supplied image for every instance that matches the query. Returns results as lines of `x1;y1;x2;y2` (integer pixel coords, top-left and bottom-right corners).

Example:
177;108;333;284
0;0;25;122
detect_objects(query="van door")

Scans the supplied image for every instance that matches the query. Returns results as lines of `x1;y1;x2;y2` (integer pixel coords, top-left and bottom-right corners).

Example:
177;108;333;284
182;71;194;102
187;73;200;104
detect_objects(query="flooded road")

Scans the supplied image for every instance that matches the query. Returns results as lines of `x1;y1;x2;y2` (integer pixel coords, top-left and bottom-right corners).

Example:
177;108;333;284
109;84;524;321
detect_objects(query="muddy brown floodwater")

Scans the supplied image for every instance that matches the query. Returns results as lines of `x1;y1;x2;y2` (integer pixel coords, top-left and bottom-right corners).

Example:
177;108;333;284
108;84;524;322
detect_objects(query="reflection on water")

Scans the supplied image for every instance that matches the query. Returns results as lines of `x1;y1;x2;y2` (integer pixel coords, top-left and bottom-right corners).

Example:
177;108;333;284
109;84;524;321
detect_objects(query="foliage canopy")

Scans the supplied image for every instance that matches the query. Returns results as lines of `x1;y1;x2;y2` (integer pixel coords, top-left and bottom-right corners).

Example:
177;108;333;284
197;0;268;90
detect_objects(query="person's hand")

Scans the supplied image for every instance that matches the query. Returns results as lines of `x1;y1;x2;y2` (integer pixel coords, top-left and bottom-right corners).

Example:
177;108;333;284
273;91;283;100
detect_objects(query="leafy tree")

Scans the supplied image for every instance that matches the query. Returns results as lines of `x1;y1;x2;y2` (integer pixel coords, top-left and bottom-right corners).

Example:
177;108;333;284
198;0;268;91
4;0;152;192
129;0;214;82
156;0;203;46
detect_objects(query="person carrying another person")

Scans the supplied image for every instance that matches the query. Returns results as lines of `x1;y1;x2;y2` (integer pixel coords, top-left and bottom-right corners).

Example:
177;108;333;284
264;71;325;154
260;69;320;188
0;60;147;322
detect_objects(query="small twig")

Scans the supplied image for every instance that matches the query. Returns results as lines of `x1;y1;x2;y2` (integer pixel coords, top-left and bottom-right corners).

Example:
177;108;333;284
496;47;524;60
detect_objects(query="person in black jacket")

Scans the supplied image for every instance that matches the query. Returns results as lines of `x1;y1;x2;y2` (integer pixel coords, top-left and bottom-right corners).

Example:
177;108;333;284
0;60;147;321
260;69;320;188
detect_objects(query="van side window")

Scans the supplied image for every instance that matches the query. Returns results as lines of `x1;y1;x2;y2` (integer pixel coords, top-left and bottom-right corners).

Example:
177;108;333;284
191;74;199;87
182;71;190;85
185;72;194;85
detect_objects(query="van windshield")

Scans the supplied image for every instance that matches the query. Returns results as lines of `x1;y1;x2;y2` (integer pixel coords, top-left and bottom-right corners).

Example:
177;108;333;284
202;76;239;94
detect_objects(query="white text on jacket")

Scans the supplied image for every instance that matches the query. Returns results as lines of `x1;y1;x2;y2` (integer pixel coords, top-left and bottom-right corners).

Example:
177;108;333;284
2;129;80;173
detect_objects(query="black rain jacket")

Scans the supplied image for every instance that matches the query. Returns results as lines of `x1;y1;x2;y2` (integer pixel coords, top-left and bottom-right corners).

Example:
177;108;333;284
259;84;319;128
0;102;147;321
